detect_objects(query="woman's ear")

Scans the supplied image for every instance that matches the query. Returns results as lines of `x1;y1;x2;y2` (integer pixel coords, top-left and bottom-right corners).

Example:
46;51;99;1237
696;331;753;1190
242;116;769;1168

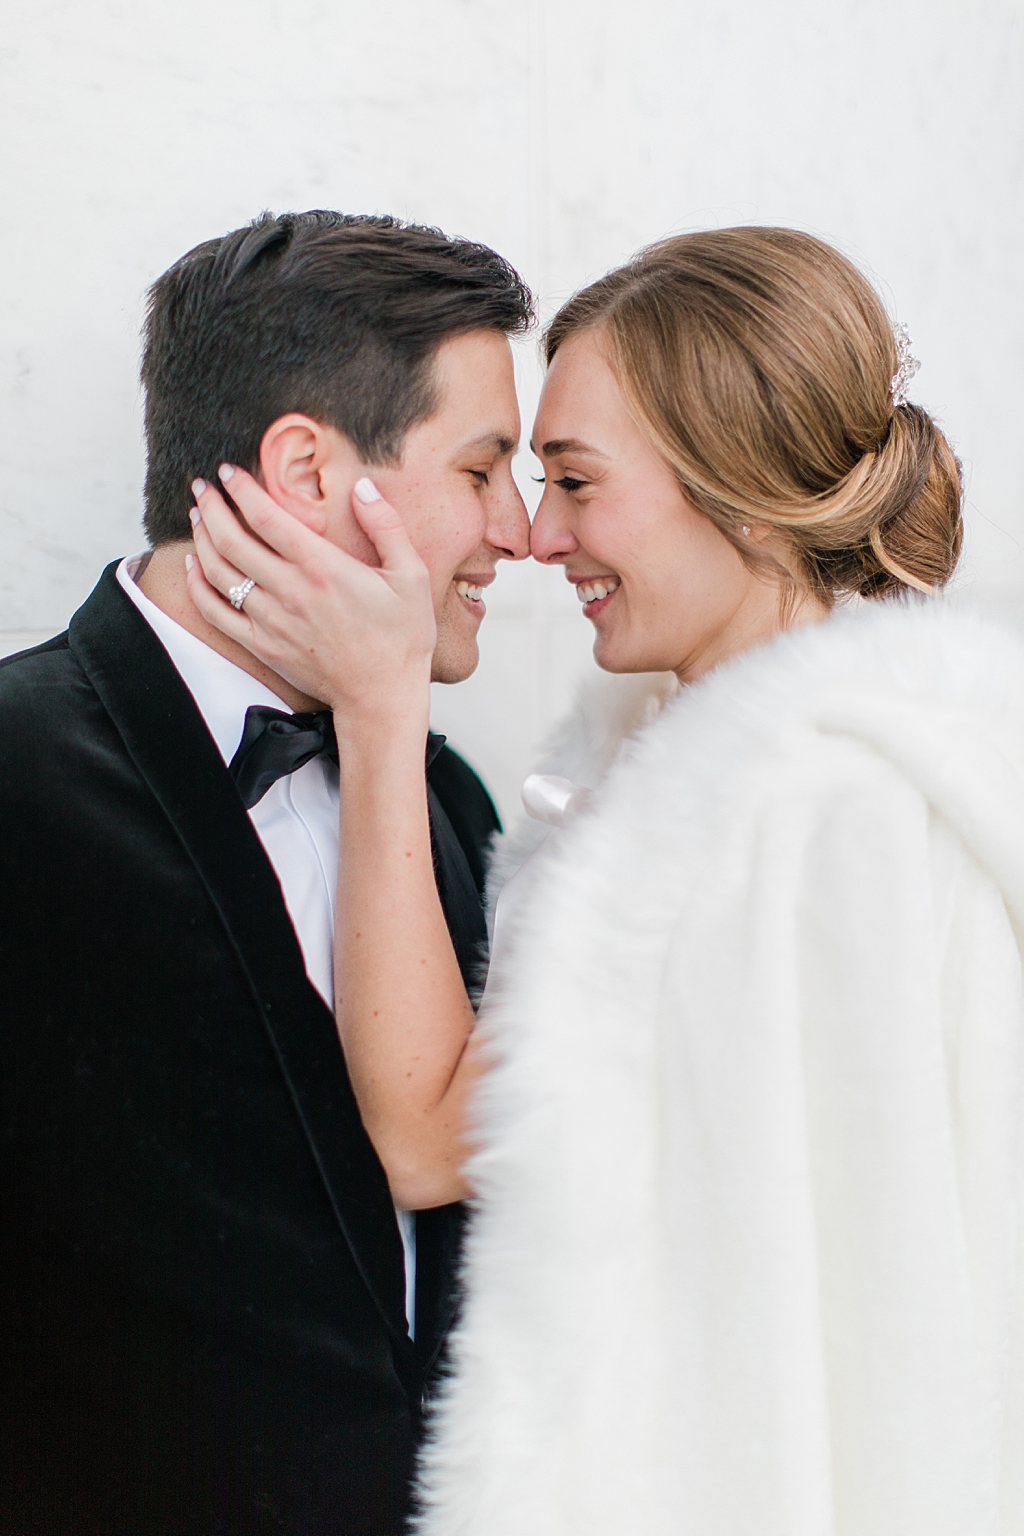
258;414;354;534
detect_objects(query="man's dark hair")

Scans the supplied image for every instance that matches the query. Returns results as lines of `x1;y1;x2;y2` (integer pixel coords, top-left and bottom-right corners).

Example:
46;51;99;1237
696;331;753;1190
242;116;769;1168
140;210;534;544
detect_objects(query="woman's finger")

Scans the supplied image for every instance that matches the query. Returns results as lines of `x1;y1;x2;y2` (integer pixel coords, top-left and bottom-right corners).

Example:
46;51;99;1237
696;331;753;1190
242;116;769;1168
189;506;256;602
189;512;292;652
184;550;255;646
351;478;429;583
213;464;350;569
185;467;435;711
190;510;280;632
197;467;380;604
191;476;292;590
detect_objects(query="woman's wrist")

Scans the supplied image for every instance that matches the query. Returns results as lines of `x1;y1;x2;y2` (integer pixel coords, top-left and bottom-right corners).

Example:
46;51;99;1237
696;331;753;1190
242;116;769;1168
327;667;431;738
332;690;432;768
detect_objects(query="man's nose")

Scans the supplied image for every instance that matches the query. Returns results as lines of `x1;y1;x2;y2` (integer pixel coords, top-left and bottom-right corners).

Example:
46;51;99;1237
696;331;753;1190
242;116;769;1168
529;489;577;564
487;477;531;561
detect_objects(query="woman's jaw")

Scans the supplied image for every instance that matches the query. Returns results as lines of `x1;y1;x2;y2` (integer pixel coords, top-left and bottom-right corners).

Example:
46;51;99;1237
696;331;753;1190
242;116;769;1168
565;529;815;683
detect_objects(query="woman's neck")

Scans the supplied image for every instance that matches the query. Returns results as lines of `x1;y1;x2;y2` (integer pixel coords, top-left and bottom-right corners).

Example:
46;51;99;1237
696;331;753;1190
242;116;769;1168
673;580;829;687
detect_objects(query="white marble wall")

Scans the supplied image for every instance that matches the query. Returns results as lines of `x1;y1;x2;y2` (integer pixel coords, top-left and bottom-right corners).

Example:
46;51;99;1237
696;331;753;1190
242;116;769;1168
2;0;1021;818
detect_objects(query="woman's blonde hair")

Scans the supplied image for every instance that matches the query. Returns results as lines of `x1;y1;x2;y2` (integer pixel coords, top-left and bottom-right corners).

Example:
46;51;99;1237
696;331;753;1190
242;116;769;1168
545;227;962;604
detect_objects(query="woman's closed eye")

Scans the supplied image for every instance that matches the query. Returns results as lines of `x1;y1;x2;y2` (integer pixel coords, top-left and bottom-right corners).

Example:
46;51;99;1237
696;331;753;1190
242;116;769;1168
532;474;588;492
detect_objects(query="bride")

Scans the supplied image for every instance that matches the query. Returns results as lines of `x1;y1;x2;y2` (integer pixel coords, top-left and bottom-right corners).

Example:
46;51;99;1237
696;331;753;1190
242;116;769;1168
188;227;1024;1533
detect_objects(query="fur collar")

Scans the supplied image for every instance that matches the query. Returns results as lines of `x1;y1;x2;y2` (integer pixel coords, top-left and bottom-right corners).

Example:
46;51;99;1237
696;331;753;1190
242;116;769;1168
489;596;1024;927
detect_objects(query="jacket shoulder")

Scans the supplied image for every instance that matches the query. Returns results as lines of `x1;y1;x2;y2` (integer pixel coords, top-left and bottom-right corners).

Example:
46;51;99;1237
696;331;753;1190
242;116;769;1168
0;629;71;670
0;630;84;711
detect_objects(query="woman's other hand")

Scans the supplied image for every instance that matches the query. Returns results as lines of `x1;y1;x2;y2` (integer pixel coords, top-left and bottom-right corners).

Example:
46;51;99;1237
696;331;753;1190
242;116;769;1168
185;465;436;727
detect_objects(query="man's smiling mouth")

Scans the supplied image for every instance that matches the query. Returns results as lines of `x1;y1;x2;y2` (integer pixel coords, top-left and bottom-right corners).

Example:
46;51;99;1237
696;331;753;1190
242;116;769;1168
452;572;494;613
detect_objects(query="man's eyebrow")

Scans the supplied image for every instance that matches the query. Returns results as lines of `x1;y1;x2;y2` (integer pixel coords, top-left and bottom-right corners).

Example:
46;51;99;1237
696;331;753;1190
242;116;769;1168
530;437;609;459
457;431;518;455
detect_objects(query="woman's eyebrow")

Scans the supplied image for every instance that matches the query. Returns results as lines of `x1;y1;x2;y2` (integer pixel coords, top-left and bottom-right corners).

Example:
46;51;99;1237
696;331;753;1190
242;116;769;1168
530;437;608;459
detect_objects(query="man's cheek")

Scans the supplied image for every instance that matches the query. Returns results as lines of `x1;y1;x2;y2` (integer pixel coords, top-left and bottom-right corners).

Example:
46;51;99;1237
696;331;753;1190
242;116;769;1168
441;503;487;559
431;575;459;621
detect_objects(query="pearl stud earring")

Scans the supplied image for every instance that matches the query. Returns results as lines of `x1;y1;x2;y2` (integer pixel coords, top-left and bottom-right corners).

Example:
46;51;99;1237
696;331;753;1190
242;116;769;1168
741;525;751;536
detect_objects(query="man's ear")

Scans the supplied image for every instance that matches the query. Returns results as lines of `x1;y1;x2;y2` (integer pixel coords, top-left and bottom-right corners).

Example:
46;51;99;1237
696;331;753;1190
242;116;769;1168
258;414;362;535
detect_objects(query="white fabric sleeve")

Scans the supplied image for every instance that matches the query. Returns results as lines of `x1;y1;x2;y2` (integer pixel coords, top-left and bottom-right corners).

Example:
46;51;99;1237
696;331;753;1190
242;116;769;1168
655;760;1024;1535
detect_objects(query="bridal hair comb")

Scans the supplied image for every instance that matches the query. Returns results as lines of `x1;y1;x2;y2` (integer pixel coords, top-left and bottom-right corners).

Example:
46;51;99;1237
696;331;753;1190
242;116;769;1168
890;321;920;409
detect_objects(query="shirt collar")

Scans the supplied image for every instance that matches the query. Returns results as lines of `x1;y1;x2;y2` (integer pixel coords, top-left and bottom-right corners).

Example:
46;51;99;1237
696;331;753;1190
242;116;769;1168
117;553;294;765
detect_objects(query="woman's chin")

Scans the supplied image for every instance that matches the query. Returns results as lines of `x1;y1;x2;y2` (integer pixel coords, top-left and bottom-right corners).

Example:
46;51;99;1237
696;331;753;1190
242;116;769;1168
592;633;658;676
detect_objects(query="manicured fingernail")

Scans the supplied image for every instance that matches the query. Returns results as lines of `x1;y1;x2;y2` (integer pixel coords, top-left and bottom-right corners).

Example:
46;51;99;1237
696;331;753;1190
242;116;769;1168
185;553;194;571
219;463;235;482
191;477;206;497
189;507;201;527
354;476;381;504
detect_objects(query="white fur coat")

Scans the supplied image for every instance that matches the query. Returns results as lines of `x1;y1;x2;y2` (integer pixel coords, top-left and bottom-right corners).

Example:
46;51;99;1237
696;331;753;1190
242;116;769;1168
418;599;1024;1536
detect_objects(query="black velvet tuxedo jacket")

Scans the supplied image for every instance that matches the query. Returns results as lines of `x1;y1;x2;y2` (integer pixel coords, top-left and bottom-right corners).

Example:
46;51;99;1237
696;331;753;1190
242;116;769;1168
0;564;498;1535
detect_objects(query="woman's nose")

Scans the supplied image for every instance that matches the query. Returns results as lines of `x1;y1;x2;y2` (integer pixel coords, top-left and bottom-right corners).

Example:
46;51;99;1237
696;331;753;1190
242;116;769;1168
530;489;578;564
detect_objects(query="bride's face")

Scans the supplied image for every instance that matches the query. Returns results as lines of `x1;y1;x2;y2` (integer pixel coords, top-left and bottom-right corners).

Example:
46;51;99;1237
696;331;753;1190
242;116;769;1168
530;327;785;682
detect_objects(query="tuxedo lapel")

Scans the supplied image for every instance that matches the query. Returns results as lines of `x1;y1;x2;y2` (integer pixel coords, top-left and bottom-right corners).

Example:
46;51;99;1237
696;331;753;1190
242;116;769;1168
68;565;414;1364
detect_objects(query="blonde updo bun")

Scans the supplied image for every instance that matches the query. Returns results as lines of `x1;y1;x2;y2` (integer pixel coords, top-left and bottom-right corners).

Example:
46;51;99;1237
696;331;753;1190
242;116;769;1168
545;227;963;604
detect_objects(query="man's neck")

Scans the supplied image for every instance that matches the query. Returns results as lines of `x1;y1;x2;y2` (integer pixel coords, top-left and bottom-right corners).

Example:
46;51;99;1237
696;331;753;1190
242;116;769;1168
137;542;326;713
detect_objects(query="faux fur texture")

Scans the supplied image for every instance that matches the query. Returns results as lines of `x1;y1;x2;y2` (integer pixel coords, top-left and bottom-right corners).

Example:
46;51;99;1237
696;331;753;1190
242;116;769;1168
418;598;1024;1536
484;669;679;938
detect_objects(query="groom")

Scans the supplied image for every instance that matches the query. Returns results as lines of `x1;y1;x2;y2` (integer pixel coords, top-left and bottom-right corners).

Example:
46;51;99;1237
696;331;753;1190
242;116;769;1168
0;211;531;1534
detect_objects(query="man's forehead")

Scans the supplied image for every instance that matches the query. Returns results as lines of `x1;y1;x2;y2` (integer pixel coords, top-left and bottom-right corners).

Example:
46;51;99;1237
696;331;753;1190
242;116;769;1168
422;333;521;455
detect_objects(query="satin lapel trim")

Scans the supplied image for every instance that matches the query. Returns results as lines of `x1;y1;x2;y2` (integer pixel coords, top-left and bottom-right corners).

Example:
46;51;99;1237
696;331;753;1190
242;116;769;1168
68;565;413;1359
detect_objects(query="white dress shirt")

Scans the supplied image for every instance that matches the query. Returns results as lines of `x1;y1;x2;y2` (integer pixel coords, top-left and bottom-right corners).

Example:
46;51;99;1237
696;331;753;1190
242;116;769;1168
117;555;416;1334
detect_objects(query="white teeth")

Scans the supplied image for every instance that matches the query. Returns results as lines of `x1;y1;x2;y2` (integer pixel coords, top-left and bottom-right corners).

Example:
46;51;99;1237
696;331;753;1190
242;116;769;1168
576;577;619;605
456;580;484;601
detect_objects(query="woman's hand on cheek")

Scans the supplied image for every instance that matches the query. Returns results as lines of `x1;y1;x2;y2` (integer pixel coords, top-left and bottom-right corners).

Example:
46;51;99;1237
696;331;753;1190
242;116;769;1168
184;466;436;725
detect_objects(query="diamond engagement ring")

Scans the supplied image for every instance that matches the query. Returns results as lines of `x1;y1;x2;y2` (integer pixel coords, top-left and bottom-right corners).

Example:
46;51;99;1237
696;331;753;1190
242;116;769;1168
228;577;256;610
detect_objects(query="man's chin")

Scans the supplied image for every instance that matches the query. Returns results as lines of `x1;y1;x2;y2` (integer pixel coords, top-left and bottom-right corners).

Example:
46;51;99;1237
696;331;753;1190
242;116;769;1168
430;635;480;686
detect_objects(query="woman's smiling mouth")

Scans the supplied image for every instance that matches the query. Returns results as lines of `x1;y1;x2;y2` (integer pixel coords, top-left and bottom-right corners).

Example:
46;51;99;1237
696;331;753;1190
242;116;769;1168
571;574;620;617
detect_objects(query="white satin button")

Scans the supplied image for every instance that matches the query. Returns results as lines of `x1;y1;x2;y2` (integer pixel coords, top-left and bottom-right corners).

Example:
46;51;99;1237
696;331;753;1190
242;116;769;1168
521;773;592;827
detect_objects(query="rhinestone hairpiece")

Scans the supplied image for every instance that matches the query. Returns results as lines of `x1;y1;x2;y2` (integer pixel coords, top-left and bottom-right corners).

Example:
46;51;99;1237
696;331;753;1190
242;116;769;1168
890;321;920;409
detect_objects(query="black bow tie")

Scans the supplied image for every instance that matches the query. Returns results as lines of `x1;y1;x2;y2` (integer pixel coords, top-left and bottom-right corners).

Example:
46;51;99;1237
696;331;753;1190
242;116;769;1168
229;704;448;810
229;705;338;809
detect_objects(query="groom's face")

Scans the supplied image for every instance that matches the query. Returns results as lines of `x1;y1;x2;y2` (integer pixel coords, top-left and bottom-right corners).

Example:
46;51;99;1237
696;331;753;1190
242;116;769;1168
272;329;529;685
370;329;530;683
